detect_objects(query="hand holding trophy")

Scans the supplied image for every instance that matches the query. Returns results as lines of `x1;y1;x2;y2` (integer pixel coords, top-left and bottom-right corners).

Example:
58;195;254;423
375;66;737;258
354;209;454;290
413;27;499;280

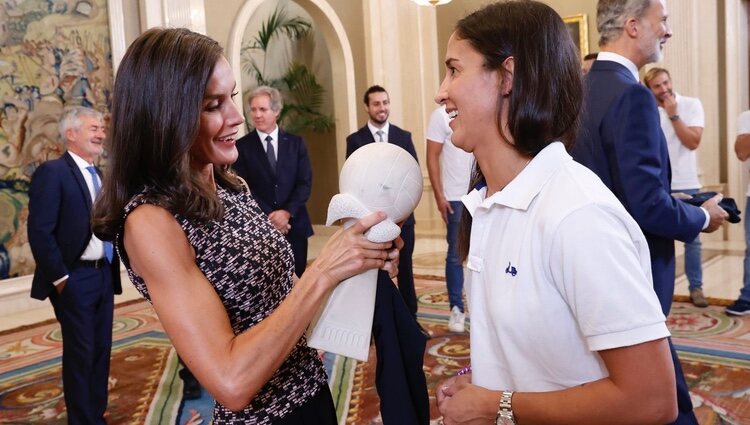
307;142;422;360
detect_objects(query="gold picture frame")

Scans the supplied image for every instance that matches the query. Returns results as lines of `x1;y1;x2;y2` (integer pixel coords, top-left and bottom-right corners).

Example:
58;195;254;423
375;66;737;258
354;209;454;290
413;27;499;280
564;14;590;59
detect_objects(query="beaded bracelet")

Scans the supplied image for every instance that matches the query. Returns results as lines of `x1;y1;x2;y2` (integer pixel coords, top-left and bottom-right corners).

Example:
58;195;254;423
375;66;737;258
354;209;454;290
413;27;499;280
457;365;472;376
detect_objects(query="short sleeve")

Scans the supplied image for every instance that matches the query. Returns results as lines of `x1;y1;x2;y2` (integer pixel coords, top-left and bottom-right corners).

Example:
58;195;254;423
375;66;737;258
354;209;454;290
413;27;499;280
426;106;450;144
738;111;750;135
548;203;669;351
684;97;704;128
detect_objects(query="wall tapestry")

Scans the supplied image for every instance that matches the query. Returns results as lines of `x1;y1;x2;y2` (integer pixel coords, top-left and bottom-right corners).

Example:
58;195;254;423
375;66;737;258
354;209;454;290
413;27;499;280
0;0;113;278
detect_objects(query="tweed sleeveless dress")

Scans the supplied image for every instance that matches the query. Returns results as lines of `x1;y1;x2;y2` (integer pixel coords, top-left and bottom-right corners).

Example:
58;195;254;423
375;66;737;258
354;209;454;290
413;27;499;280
117;185;328;424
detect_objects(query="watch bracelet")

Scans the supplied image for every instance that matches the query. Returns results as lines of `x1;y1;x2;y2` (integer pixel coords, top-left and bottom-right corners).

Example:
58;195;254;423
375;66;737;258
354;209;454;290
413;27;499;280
496;390;515;424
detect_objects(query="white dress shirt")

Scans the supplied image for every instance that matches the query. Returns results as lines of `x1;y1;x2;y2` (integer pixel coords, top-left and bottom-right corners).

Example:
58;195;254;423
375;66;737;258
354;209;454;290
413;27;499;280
256;126;280;162
368;121;390;142
53;151;106;286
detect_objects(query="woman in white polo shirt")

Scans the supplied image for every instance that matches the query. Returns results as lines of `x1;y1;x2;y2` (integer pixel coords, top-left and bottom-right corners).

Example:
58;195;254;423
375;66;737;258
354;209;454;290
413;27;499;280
434;2;677;424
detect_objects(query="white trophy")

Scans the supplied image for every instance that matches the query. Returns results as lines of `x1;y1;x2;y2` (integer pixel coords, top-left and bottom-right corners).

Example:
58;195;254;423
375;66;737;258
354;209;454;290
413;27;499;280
306;142;423;361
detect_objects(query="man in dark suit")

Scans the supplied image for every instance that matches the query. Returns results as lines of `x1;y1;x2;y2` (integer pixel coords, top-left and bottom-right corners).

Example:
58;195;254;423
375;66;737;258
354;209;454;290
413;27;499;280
28;106;121;424
233;86;313;278
347;85;428;424
570;1;727;423
346;85;419;319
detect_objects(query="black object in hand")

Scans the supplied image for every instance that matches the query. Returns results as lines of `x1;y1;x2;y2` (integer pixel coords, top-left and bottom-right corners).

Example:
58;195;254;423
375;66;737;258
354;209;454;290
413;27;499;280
682;191;741;224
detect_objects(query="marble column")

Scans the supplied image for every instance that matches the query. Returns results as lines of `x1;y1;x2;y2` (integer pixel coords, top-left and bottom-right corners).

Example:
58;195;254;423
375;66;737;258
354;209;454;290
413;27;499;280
137;0;207;34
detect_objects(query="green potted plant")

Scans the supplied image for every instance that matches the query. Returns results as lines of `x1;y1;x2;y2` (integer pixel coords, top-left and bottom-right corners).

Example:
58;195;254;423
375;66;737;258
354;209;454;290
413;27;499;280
240;5;334;134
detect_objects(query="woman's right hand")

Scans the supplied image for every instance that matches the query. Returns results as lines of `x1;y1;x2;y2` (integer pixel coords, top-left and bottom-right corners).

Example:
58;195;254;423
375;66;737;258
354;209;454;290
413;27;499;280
308;211;398;289
437;375;499;425
436;374;471;406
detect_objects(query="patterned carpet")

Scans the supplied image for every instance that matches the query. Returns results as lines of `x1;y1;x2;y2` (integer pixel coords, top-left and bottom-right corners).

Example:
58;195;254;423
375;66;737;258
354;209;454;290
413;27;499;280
0;300;356;425
0;300;175;424
1;277;749;424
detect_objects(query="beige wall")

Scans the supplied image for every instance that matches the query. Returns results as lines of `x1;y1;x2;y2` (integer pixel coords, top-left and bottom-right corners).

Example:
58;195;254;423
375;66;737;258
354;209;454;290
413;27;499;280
436;0;599;82
121;1;142;51
324;0;368;126
548;0;599;51
205;0;246;52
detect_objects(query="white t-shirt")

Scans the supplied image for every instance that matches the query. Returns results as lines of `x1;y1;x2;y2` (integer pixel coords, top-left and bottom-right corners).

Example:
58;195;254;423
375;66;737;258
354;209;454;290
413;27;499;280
425;105;474;201
738;111;750;196
658;93;704;191
462;142;669;392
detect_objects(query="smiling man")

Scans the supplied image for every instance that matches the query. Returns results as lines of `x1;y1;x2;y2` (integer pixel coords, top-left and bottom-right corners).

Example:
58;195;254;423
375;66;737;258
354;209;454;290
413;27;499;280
233;86;313;279
345;85;429;424
570;1;727;423
346;85;419;320
28;106;122;424
644;67;708;308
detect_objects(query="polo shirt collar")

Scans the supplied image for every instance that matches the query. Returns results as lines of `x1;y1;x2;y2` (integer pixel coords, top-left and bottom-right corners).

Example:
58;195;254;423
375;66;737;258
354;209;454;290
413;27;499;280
462;142;569;216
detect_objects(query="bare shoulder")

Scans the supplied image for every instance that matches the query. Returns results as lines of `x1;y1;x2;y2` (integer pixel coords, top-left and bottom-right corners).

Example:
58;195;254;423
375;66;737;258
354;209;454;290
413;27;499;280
123;204;194;278
124;204;180;239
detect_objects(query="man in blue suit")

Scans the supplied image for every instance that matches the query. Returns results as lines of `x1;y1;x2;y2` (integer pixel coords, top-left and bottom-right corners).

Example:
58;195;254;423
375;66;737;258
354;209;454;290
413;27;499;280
233;86;313;278
571;1;727;423
346;85;419;319
28;106;121;424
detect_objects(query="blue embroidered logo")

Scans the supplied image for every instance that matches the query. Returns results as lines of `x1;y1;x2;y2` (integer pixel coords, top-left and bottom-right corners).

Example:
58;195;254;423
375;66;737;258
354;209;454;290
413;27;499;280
505;262;517;277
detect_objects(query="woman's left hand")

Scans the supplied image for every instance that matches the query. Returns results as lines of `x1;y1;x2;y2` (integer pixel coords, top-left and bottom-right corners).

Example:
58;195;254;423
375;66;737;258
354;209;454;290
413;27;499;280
310;212;398;289
382;235;403;279
437;375;499;425
381;219;409;279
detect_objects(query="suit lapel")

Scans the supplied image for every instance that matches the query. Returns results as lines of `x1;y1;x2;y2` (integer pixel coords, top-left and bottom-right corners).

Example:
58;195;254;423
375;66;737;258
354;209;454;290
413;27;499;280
276;130;291;178
387;125;403;148
361;126;375;144
63;152;93;210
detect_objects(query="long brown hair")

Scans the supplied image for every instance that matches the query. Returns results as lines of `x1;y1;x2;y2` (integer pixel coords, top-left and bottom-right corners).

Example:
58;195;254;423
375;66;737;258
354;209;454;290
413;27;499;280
92;28;243;241
455;0;583;261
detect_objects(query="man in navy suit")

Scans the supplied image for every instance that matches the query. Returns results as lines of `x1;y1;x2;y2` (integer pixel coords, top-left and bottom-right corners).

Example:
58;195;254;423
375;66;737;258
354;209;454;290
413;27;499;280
570;1;727;423
345;85;428;424
346;85;419;319
233;86;313;278
28;106;121;424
